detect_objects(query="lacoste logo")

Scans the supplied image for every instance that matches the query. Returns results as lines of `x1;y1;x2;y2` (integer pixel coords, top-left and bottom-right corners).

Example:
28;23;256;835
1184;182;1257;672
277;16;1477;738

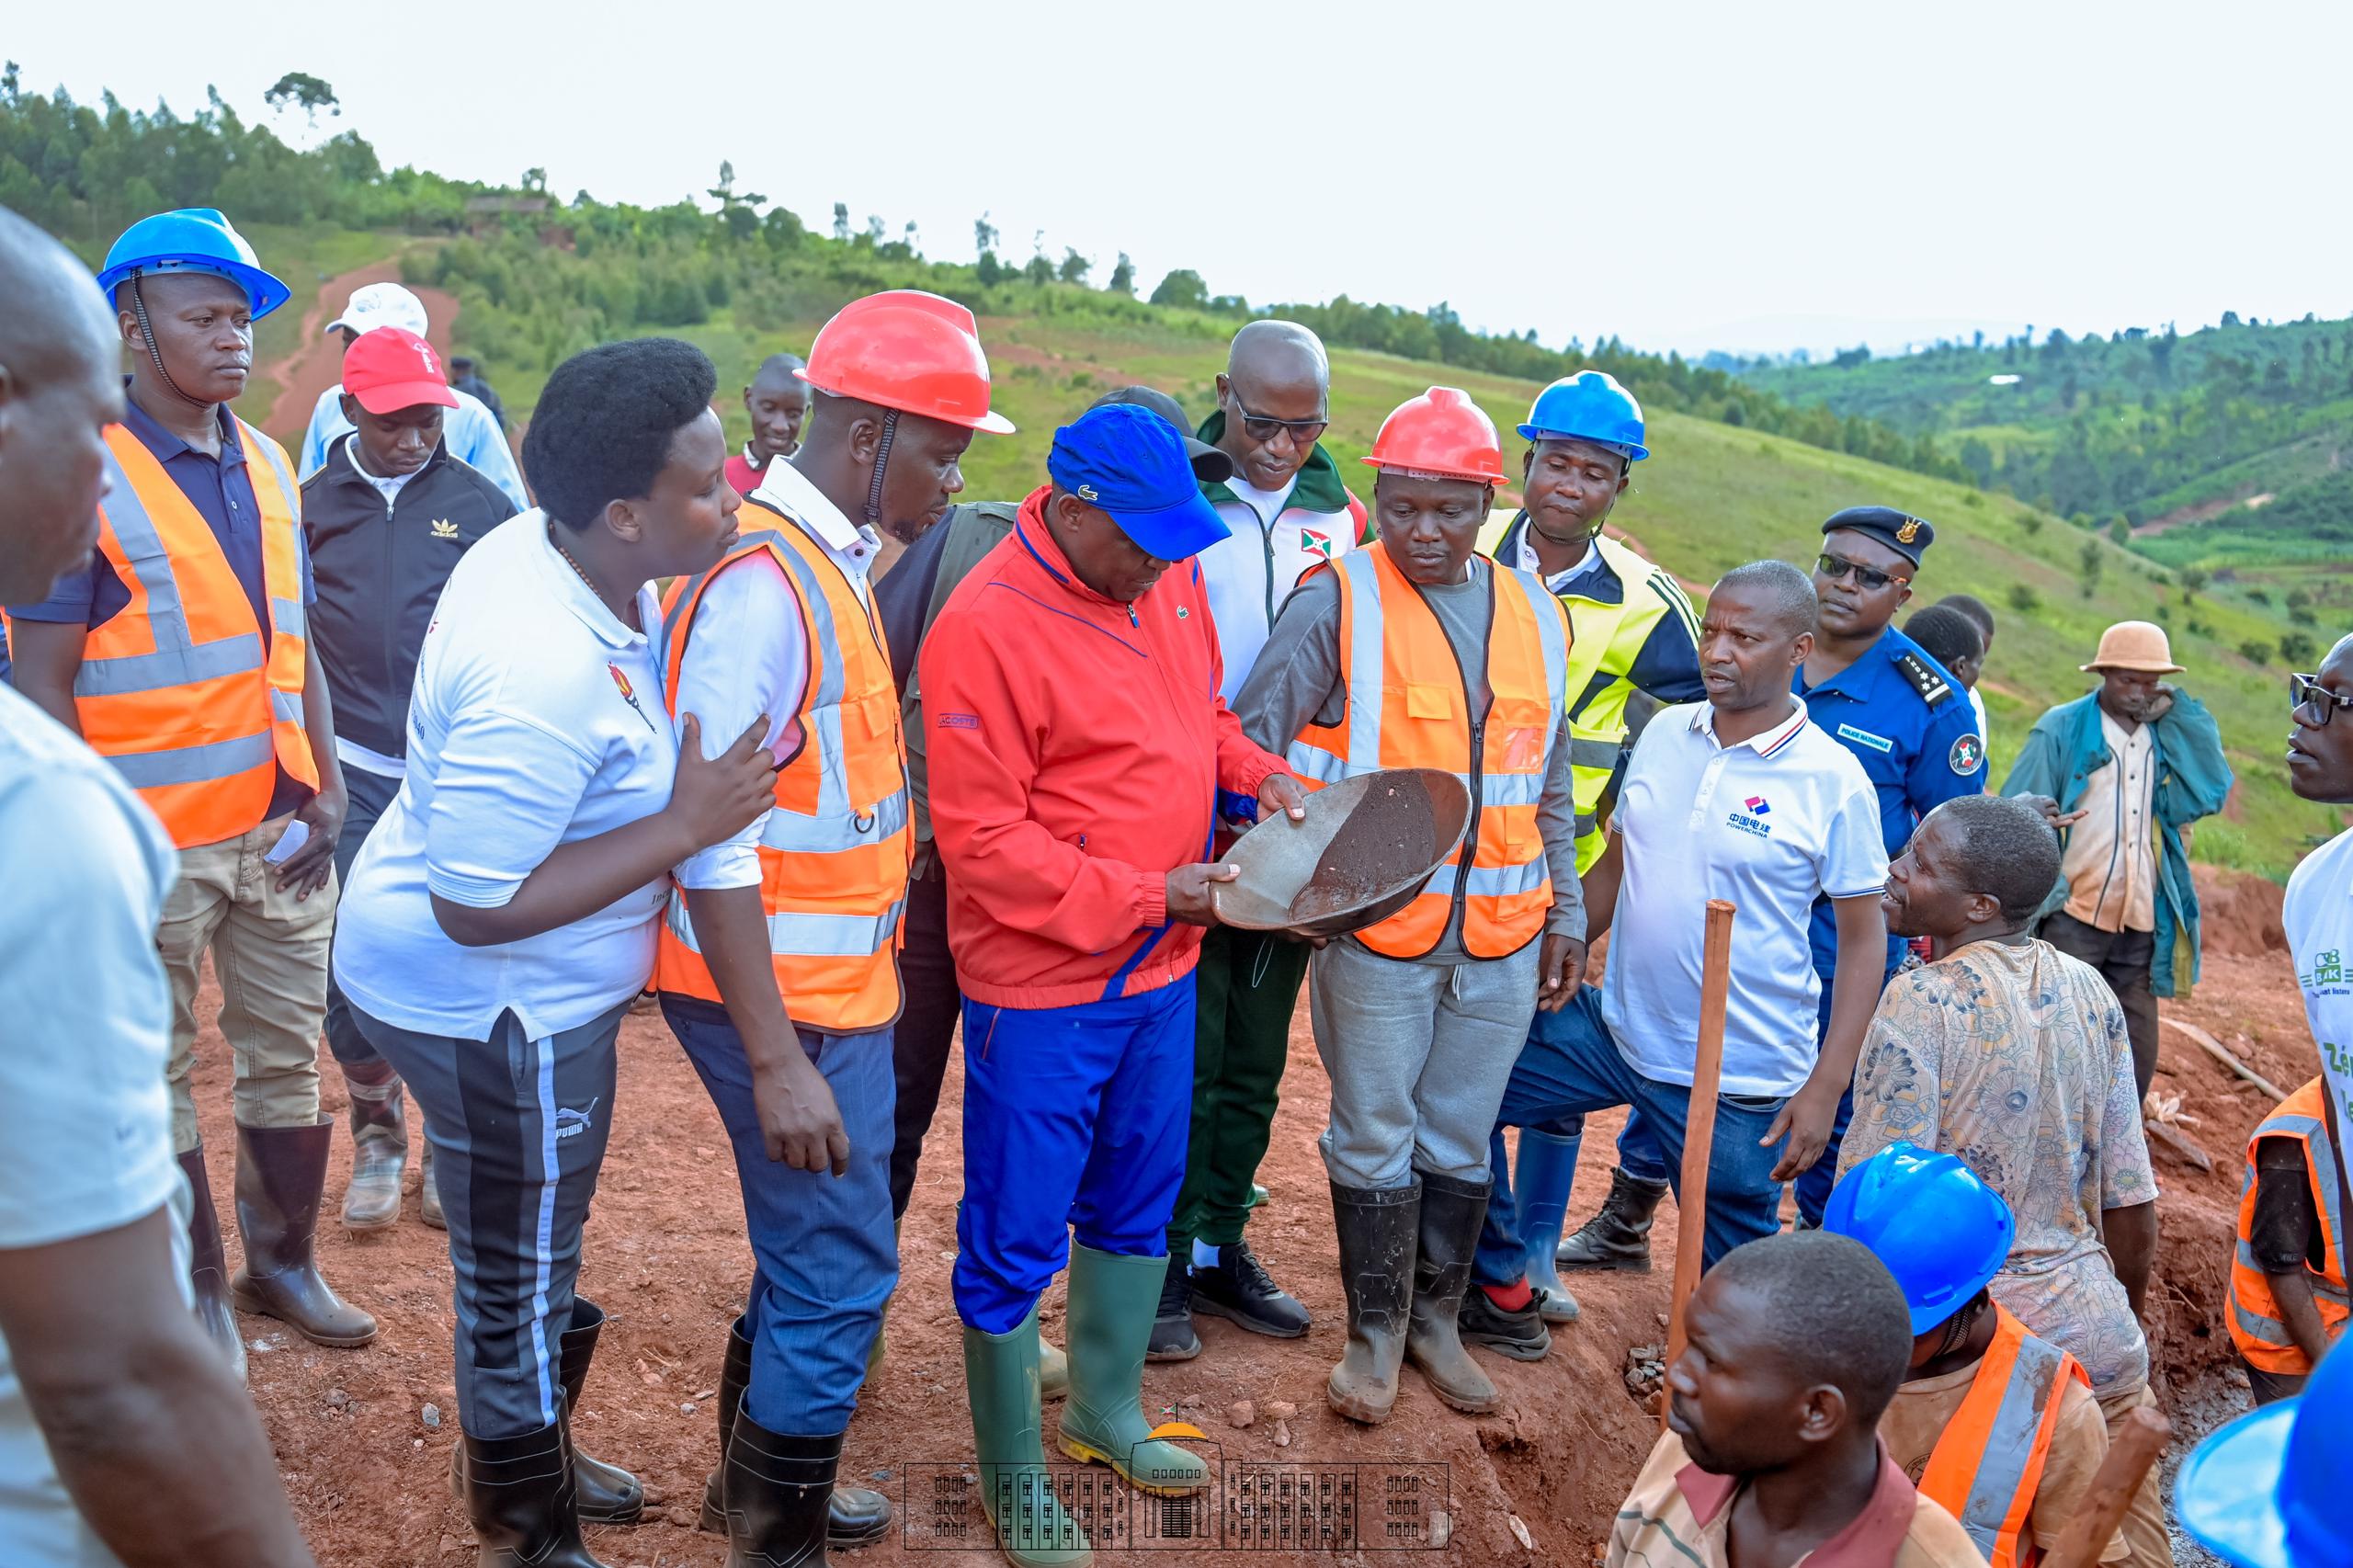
430;518;459;539
938;712;981;730
1076;483;1099;501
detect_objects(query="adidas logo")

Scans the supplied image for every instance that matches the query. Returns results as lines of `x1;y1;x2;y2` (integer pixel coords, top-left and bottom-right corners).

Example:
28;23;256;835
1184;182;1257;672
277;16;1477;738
430;518;459;539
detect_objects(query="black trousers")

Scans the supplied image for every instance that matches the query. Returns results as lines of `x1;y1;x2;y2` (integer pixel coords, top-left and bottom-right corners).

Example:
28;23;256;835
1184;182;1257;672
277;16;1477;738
889;858;961;1218
323;765;404;1072
2041;911;2160;1100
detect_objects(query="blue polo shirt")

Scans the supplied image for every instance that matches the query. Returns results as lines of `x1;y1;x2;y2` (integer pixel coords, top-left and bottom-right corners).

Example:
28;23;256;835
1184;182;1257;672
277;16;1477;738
7;392;318;818
1794;623;1983;976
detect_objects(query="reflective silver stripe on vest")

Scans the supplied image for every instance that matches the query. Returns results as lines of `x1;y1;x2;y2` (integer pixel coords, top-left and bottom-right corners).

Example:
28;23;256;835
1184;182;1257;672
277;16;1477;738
2237;1108;2351;1337
270;688;306;724
1420;858;1552;900
74;442;266;699
271;597;305;640
1568;737;1621;771
1951;1334;2068;1562
664;894;904;960
761;784;912;855
1283;744;1349;786
1338;549;1387;773
1574;812;1598;837
106;730;274;789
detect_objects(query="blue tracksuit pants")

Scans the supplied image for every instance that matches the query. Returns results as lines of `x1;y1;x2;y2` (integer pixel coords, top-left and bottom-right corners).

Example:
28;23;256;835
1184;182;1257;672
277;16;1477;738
953;978;1193;1335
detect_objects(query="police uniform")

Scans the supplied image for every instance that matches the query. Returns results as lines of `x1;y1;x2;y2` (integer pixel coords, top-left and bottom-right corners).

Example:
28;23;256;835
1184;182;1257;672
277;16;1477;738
1794;506;1983;1223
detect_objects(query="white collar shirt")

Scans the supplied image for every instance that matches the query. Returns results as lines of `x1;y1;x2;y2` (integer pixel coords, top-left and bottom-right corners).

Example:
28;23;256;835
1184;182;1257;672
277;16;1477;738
2060;710;2159;933
1604;699;1890;1096
1511;531;1603;597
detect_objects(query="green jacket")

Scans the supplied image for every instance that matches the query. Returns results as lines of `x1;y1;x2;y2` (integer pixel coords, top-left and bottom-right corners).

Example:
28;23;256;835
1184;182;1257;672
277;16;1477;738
2001;688;2234;996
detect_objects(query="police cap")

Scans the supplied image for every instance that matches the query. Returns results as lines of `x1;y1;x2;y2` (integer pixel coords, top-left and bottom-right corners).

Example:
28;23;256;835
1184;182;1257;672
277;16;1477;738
1823;505;1935;567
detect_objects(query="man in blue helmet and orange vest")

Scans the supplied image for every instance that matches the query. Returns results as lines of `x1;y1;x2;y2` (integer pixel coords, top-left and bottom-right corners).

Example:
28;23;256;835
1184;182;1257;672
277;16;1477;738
6;209;372;1373
1463;370;1704;1344
1239;386;1583;1425
653;289;1010;1565
1828;1143;2126;1568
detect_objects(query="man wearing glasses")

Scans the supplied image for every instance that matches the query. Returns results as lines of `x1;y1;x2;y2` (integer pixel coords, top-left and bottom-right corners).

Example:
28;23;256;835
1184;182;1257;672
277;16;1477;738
1788;506;1985;1225
2284;638;2353;1203
2002;620;2234;1102
1153;321;1368;1360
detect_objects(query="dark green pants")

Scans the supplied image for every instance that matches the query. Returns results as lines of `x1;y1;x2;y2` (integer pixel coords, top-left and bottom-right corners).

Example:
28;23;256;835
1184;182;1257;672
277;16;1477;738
1170;926;1312;1249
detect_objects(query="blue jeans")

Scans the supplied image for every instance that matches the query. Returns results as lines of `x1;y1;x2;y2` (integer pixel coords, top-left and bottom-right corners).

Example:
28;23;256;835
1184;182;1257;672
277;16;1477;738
954;979;1193;1334
663;996;898;1436
1474;985;1788;1285
1791;957;1905;1227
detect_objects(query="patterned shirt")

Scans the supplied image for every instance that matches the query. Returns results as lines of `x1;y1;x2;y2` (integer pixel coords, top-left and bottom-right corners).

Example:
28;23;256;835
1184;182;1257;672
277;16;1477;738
1839;938;2159;1398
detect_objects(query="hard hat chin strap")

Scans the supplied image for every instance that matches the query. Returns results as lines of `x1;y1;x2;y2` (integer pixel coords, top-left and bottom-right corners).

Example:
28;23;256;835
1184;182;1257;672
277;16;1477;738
862;408;899;528
127;271;199;407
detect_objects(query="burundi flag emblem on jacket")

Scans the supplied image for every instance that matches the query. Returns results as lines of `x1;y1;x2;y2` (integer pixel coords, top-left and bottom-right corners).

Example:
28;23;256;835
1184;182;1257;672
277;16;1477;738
1301;528;1335;560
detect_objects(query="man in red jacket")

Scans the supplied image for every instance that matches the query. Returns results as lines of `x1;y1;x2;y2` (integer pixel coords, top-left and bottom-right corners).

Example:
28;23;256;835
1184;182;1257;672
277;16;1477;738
922;403;1305;1562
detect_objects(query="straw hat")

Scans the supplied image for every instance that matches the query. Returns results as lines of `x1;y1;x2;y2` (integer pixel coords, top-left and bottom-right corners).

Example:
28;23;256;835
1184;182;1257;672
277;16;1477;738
2082;620;2185;675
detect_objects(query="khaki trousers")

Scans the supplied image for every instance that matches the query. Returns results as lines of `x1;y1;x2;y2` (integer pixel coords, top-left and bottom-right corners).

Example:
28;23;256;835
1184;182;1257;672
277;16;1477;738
160;812;335;1153
2096;1384;2176;1568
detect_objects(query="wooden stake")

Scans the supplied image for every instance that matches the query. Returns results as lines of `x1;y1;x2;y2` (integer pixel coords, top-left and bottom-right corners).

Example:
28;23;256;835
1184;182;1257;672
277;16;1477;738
2160;1016;2289;1103
2040;1405;2170;1568
1662;899;1736;1431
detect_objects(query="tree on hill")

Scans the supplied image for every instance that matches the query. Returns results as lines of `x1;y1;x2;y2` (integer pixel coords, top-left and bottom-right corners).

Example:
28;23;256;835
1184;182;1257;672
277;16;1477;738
1151;268;1209;309
1057;247;1090;286
1108;252;1134;294
832;202;850;243
263;73;338;138
705;161;766;243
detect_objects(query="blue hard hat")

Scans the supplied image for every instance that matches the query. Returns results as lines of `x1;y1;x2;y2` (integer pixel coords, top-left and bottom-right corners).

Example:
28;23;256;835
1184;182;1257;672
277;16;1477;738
1821;1142;2014;1335
1048;402;1231;562
1517;370;1648;461
96;209;290;320
2177;1338;2353;1568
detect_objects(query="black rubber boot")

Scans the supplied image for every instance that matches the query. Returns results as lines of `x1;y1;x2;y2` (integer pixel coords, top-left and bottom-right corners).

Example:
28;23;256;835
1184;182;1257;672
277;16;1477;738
229;1119;378;1346
699;1315;890;1548
1325;1182;1416;1425
1404;1172;1497;1414
1553;1166;1667;1273
462;1422;608;1568
176;1146;246;1381
558;1301;643;1524
722;1414;870;1567
1144;1250;1199;1362
1459;1284;1552;1361
1188;1238;1310;1338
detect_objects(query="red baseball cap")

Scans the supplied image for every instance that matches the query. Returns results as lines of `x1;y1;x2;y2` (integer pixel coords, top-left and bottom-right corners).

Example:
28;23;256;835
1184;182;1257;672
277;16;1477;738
343;326;460;415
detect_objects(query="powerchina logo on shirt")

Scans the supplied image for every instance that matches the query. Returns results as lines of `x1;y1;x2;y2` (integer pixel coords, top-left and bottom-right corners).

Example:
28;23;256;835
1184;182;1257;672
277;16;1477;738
1728;795;1773;838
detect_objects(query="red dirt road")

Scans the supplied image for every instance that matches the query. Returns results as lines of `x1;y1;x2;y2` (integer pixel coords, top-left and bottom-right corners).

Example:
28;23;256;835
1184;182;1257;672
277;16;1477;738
184;873;2311;1565
254;259;466;452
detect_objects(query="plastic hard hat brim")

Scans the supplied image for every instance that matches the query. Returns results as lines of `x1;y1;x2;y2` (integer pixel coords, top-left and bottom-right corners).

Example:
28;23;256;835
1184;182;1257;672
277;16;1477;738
2175;1401;2294;1568
1516;424;1650;460
790;368;1015;436
1359;454;1507;485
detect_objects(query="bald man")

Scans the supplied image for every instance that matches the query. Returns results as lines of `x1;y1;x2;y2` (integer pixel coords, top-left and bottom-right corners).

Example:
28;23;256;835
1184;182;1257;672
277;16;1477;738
0;206;314;1568
726;351;811;503
1154;321;1368;1359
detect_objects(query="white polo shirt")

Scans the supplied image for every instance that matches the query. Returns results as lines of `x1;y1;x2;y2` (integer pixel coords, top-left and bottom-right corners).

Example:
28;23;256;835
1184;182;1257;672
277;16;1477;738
334;512;675;1041
1604;699;1889;1097
2288;824;2353;1195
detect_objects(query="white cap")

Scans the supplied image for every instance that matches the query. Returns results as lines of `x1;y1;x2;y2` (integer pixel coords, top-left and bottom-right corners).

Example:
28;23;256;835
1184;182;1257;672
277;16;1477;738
324;281;428;338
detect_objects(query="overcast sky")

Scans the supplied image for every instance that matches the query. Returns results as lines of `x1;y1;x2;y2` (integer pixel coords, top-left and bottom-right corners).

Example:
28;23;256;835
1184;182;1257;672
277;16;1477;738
13;0;2347;358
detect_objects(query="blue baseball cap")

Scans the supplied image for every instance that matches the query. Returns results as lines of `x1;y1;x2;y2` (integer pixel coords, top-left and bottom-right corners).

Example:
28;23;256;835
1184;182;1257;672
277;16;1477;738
1047;403;1232;562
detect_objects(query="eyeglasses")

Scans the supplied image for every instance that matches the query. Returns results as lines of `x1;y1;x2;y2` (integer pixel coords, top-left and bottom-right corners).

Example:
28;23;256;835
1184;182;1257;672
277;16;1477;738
2291;673;2353;727
1815;552;1912;593
1230;393;1328;449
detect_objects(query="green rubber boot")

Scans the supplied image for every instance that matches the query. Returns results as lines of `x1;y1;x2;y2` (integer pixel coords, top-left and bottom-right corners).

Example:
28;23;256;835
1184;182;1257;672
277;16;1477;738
1053;1245;1210;1496
964;1306;1092;1568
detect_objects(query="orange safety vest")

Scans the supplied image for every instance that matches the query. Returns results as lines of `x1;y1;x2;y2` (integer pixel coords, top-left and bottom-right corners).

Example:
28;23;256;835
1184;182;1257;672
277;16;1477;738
1284;542;1569;960
2229;1078;2350;1374
654;504;911;1034
70;420;317;849
1916;1304;2088;1568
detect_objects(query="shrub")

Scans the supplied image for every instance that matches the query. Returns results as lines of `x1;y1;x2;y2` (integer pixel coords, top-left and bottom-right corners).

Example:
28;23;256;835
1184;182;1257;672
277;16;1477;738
2239;640;2276;665
2006;584;2040;614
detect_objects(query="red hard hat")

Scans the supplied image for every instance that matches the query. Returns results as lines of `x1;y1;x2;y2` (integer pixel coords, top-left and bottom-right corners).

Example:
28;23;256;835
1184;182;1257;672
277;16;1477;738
797;290;1016;434
1362;387;1506;484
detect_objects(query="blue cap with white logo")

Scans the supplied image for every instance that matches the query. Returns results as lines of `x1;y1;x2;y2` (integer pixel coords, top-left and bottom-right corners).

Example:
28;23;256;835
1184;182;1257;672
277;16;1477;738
1047;403;1232;562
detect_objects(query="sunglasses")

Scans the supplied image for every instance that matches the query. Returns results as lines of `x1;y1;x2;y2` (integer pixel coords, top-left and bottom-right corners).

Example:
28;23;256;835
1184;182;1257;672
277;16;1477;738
1815;552;1912;593
2291;673;2353;728
1230;393;1328;449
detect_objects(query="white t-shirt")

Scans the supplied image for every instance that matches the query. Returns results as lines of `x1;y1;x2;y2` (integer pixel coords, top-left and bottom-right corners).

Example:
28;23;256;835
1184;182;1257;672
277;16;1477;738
334;512;675;1041
672;461;881;889
1605;699;1889;1097
2288;825;2353;1198
0;684;183;1568
1970;686;1991;753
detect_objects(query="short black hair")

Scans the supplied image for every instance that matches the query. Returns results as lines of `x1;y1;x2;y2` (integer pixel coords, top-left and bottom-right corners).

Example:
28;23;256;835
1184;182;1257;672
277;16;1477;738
1935;592;1996;641
525;337;717;531
1930;794;2063;924
1709;1233;1912;1426
753;350;807;382
1906;605;1984;671
1718;559;1818;637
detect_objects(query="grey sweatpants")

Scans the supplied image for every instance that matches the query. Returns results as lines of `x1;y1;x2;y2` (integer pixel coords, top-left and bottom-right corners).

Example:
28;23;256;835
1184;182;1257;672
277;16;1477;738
351;999;625;1440
1309;937;1540;1189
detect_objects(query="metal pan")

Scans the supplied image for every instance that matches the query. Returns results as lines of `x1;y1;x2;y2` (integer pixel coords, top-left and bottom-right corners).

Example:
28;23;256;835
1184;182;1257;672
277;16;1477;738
1211;767;1473;941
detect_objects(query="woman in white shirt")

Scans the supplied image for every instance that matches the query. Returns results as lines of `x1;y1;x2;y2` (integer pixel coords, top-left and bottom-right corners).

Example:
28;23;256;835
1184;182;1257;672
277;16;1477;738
334;337;775;1568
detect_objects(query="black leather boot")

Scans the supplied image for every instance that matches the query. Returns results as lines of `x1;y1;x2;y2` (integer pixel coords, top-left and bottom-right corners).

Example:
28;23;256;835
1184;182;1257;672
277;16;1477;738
699;1315;890;1548
176;1146;246;1381
1404;1171;1497;1414
1325;1182;1417;1425
1554;1165;1668;1272
462;1421;608;1568
723;1415;880;1567
230;1119;378;1346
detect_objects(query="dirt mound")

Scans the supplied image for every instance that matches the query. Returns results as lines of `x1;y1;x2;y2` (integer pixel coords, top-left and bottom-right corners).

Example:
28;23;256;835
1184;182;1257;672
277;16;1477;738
2192;865;2287;958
